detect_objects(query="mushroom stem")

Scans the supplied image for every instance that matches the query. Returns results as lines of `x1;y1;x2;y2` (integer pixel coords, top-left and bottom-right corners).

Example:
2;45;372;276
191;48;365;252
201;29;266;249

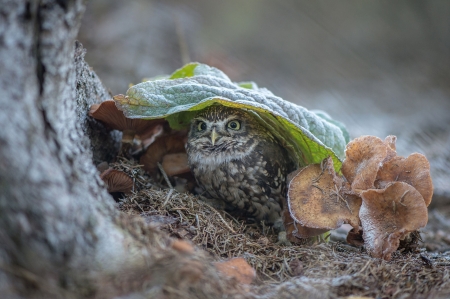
118;130;136;158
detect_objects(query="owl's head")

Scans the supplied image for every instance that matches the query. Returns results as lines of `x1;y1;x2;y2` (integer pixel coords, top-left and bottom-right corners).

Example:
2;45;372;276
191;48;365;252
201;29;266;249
186;105;271;164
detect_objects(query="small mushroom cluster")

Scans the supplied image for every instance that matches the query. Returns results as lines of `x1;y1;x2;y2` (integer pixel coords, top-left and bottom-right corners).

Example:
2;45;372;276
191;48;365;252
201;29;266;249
90;100;193;196
287;135;433;260
89;99;165;157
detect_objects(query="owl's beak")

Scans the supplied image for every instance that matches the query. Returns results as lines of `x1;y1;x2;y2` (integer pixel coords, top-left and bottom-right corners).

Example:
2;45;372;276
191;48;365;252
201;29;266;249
211;128;218;146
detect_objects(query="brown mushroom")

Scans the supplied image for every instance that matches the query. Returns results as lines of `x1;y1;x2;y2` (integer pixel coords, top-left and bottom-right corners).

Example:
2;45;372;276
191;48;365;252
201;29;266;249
140;130;188;175
346;227;365;247
162;153;191;176
214;257;256;285
341;136;388;192
89;99;166;155
100;168;133;194
359;181;428;260
287;157;362;231
285;168;328;241
383;135;397;162
375;153;433;206
283;203;329;242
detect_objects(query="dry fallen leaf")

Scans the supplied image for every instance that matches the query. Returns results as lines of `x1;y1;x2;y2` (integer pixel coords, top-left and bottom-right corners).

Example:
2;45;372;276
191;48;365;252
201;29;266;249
171;239;194;254
214;257;256;285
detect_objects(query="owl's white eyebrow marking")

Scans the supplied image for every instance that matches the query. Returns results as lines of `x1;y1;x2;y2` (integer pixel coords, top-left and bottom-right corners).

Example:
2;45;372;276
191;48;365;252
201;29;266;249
193;117;207;122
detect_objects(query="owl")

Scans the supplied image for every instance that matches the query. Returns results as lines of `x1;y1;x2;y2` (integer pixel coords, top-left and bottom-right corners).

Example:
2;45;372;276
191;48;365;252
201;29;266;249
186;105;294;232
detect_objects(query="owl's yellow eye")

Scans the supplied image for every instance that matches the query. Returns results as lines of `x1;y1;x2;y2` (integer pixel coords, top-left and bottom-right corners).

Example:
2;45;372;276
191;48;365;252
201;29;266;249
197;121;207;131
227;120;241;130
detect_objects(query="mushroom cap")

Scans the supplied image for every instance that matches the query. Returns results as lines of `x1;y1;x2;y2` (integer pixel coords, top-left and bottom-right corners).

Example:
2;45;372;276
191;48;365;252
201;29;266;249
341;136;388;192
162;153;191;176
282;204;329;240
384;135;397;152
90;99;164;135
383;135;397;162
359;181;428;260
214;257;256;285
287;157;362;230
100;168;133;194
375;153;433;206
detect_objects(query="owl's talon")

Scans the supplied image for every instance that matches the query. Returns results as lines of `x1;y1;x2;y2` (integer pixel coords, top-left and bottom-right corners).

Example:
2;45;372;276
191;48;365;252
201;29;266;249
276;231;292;246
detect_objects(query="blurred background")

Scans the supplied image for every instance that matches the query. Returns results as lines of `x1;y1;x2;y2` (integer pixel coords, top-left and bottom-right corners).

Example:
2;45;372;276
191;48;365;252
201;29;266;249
78;0;450;199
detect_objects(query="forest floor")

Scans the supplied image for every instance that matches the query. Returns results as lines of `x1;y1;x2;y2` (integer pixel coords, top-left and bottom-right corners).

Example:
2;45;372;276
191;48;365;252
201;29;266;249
112;157;450;299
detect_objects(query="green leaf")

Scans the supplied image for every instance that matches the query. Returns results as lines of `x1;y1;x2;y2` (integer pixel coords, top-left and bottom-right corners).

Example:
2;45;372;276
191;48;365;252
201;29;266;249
169;63;198;79
114;63;349;172
237;81;258;89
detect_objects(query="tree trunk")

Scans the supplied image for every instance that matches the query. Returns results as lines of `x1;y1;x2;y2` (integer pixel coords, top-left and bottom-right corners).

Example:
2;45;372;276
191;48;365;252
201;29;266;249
0;1;327;298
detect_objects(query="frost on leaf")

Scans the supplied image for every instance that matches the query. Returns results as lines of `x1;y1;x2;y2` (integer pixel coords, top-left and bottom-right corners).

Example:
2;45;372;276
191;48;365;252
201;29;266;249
113;63;349;172
359;182;428;260
287;157;361;231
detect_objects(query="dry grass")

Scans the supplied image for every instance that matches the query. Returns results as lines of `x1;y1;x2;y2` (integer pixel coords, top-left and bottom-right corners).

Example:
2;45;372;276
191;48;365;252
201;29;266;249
112;157;450;298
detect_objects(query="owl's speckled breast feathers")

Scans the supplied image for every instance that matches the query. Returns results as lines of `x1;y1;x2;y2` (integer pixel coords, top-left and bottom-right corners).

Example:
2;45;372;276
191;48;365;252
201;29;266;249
186;105;294;227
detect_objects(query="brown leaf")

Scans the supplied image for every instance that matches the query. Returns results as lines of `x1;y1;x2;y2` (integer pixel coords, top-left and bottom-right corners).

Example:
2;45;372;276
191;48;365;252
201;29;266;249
341;136;388;192
171;239;194;254
287;157;361;230
360;182;428;260
214;257;256;285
